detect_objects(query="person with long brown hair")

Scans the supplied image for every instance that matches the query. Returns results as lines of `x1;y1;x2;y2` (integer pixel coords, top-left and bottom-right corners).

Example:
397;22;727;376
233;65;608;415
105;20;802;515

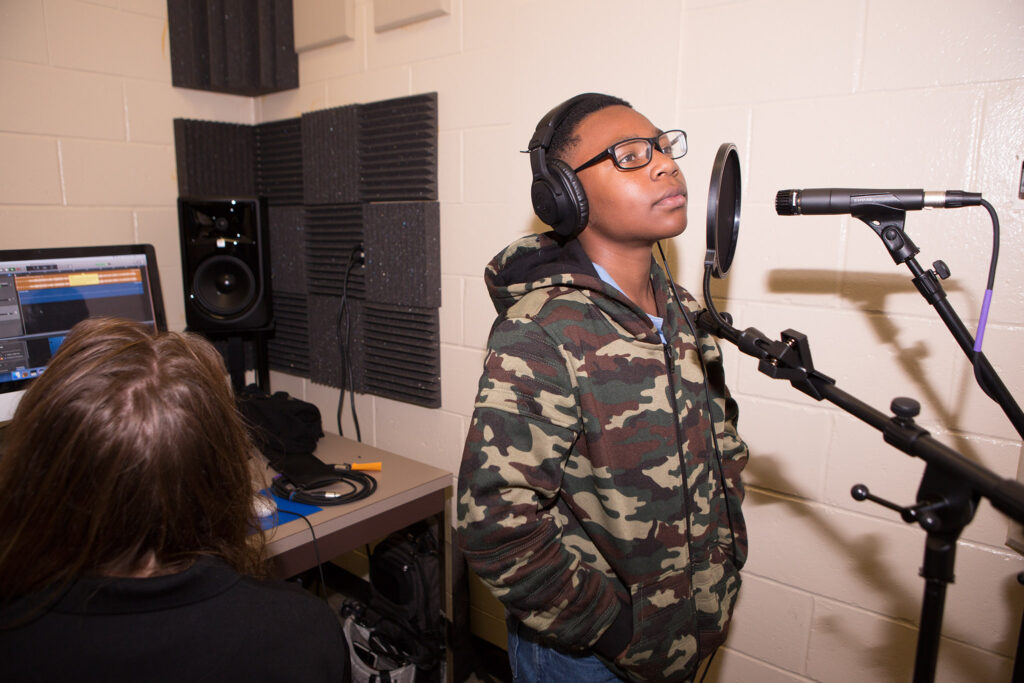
0;317;347;681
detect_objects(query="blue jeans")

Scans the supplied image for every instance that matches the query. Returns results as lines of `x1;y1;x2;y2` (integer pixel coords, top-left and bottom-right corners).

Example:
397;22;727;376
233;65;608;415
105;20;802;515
507;618;623;682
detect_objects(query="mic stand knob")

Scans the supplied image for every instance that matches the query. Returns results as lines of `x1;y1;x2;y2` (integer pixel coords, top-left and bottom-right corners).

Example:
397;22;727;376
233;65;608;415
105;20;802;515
891;396;921;420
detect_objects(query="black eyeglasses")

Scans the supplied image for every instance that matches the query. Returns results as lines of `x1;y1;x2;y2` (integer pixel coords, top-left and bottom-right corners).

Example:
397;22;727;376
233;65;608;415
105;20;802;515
573;130;687;173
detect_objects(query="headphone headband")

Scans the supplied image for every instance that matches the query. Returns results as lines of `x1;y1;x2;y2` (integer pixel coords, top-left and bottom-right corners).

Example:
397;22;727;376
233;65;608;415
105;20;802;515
528;93;596;156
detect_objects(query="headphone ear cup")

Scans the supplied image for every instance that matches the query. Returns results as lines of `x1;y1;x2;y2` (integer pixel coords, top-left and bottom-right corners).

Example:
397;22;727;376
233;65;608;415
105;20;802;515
545;159;589;238
530;173;562;229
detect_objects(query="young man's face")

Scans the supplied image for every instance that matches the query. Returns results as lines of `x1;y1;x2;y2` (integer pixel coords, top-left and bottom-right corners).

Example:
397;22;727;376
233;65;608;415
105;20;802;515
566;105;688;246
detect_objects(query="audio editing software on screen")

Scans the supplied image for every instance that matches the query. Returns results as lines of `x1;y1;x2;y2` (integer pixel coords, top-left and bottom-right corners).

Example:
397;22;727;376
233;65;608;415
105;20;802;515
0;254;158;385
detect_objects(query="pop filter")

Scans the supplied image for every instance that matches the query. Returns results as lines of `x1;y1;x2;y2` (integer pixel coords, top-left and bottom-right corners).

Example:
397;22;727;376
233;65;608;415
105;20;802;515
704;143;741;278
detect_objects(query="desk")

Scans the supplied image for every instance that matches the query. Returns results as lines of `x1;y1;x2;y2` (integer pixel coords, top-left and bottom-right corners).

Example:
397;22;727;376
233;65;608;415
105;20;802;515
260;433;452;580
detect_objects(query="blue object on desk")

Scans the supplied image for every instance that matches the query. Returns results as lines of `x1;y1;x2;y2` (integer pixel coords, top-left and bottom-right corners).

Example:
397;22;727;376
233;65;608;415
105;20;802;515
257;488;322;531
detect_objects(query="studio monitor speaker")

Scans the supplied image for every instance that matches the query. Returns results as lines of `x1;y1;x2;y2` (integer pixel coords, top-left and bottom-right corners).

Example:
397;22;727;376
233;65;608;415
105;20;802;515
178;197;273;333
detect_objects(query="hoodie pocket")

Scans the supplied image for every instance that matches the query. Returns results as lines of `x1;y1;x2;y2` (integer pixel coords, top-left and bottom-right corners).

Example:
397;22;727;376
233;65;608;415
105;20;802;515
615;569;701;682
692;546;742;656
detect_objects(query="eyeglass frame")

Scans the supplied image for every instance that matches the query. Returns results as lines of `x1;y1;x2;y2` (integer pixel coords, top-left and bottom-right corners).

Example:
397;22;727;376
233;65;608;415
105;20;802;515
572;130;688;174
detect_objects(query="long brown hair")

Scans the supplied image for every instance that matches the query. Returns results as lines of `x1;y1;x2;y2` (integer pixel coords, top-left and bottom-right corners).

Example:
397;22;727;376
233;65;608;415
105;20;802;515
0;318;266;603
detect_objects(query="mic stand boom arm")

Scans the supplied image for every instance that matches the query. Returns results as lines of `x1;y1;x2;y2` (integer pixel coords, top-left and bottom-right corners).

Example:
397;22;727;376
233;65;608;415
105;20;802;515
697;313;1024;525
698;284;1024;683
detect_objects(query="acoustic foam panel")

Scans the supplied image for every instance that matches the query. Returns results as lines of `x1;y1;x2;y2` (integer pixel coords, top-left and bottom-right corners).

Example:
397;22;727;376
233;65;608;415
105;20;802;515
309;298;439;409
304;204;365;298
364;201;440;308
174;119;256;198
266;205;309;374
358;92;438;201
267;205;306;290
356;302;440;408
168;0;298;96
302;105;359;205
256;117;303;206
266;291;309;374
308;294;364;390
173;93;441;408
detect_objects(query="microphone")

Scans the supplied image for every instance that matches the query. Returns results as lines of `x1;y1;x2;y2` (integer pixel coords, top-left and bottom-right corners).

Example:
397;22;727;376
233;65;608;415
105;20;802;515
775;188;982;216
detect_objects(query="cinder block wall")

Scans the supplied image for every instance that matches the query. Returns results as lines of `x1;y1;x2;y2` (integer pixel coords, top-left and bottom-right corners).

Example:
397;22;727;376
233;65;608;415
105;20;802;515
2;1;1022;680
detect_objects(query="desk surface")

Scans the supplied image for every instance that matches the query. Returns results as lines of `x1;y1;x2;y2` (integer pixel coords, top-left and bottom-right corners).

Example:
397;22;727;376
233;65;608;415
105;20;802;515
260;433;452;578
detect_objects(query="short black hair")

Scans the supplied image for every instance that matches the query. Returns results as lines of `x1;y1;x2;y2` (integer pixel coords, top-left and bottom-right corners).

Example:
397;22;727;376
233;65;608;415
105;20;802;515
548;93;631;162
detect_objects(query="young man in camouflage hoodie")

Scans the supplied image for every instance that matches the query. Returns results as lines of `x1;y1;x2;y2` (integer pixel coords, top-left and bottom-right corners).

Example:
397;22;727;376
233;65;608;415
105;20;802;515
457;93;749;682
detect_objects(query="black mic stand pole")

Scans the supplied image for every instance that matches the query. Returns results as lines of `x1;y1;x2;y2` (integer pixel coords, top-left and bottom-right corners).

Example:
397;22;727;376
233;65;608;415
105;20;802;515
852;207;1024;439
699;274;1024;683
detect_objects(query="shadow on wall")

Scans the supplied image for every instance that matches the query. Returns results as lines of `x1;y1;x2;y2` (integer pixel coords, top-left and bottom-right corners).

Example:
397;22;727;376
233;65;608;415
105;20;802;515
766;268;988;463
738;267;1017;680
745;453;924;619
740;455;1017;682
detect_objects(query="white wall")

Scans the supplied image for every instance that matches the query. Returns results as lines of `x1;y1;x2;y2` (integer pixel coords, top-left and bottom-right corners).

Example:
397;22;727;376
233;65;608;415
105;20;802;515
1;1;1022;680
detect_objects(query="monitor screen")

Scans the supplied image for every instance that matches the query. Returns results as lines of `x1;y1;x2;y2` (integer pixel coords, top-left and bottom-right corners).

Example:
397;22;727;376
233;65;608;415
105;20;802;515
0;244;167;425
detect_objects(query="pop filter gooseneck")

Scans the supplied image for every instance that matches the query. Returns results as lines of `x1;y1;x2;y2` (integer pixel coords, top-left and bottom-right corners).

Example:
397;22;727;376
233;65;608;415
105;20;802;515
701;143;742;339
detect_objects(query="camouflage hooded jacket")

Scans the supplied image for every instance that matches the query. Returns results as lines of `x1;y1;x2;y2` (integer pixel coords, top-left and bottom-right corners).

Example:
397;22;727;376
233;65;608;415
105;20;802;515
457;233;749;682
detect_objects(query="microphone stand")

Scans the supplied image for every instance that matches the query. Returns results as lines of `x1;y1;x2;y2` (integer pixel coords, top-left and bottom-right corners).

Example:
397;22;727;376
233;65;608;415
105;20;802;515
699;267;1024;683
853;207;1024;440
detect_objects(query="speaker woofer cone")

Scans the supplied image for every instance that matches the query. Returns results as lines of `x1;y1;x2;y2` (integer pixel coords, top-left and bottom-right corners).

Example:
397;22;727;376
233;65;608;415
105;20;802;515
193;255;257;316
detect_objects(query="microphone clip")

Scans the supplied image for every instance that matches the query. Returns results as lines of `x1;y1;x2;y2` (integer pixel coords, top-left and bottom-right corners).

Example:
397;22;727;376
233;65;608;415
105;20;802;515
854;209;920;265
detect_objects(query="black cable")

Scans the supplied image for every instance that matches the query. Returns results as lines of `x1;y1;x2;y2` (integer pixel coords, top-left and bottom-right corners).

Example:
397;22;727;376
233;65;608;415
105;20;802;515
656;243;741;558
336;245;364;441
697;649;717;683
656;242;743;672
273;508;328;598
971;199;1000;399
972;199;1000;351
270;468;377;506
980;198;1000;292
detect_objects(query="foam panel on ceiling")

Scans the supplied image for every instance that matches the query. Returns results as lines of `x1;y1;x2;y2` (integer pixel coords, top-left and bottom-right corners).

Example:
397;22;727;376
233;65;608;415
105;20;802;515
257;117;303;206
168;0;298;96
308;294;364;391
364;202;440;308
304;204;365;298
302;105;359;205
174;118;256;197
358;92;438;202
267;291;310;375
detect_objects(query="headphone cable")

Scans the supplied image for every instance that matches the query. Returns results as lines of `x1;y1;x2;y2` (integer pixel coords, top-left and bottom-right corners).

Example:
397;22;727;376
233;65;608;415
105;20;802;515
655;241;741;560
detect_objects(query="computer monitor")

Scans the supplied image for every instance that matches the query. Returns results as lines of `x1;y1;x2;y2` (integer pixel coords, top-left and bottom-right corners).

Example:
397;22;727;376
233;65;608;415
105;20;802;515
0;244;167;426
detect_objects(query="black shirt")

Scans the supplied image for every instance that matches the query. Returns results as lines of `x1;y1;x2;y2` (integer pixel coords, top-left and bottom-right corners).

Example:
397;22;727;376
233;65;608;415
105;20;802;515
0;556;348;682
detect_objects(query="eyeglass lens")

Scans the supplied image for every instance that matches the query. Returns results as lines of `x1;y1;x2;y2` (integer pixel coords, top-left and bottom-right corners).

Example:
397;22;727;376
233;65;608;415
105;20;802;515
612;131;686;169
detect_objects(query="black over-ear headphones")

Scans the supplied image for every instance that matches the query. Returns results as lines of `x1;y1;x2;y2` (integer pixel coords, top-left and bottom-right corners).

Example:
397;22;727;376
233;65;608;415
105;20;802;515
528;94;595;239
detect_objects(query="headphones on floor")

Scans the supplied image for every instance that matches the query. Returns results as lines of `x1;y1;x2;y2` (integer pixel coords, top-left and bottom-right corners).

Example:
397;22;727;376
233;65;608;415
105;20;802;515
528;94;594;239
